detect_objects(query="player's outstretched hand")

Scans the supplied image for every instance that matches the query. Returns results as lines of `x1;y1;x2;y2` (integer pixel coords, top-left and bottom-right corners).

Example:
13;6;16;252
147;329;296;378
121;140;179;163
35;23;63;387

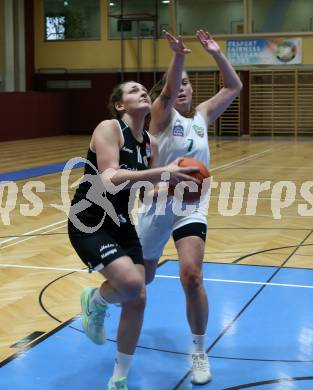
163;30;191;55
196;29;220;54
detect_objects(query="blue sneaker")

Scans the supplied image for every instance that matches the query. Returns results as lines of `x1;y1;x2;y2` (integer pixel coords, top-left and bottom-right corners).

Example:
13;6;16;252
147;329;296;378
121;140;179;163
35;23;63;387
80;287;108;345
107;377;128;390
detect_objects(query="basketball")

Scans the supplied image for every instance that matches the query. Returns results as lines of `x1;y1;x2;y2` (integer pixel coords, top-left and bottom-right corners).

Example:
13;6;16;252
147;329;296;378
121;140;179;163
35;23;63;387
177;157;211;202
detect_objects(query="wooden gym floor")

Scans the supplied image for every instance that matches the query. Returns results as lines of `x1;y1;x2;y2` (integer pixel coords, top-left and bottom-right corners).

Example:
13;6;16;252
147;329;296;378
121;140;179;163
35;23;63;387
1;135;313;364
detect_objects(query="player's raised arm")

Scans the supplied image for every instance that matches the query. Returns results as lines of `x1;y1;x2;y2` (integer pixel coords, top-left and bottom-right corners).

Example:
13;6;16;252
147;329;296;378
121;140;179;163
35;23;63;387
149;32;191;135
195;30;243;125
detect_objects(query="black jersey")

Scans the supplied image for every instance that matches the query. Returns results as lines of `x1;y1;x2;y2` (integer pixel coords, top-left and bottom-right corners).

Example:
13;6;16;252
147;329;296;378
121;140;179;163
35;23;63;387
69;119;151;231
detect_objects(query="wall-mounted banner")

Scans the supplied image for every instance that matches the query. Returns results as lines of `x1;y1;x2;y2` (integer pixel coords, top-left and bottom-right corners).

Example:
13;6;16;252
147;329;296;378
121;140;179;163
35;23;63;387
226;38;302;65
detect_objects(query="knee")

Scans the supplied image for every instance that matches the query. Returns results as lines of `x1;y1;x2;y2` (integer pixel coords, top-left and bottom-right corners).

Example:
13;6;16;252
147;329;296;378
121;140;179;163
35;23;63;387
180;269;203;293
122;288;146;313
130;289;147;311
120;275;144;300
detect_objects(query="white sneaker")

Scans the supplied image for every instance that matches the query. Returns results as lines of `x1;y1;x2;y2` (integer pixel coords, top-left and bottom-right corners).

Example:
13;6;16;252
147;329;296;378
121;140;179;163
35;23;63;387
191;352;212;384
107;376;128;390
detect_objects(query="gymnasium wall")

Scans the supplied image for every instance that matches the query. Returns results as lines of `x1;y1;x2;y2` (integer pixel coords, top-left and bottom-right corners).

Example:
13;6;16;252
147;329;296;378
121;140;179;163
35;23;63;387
0;92;69;141
33;71;161;135
30;0;313;137
177;0;243;35
252;0;313;33
34;0;313;70
4;1;313;141
34;0;172;71
0;1;4;91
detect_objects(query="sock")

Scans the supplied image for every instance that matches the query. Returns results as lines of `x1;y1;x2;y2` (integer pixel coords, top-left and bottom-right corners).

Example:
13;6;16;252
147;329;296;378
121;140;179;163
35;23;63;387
112;351;133;379
192;334;206;353
91;288;109;306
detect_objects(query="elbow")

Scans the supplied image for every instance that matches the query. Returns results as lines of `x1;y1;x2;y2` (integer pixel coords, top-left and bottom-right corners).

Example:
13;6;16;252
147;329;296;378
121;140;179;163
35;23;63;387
235;80;243;94
230;82;242;98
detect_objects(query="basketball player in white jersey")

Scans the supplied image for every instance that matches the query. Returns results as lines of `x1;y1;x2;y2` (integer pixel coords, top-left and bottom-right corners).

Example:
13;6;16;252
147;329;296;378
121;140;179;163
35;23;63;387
137;30;242;384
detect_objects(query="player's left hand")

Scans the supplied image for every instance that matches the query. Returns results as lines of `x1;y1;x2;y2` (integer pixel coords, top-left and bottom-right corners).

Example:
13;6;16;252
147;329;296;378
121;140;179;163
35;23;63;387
196;30;220;54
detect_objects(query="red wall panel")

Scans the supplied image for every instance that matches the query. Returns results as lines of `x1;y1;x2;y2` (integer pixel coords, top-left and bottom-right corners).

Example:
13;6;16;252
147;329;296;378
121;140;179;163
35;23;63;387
0;92;70;141
34;72;160;135
0;72;161;142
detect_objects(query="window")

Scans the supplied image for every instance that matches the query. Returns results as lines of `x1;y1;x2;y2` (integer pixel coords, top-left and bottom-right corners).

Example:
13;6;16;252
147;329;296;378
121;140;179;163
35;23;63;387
46;16;66;40
177;0;244;35
108;0;168;39
44;0;100;41
252;0;313;33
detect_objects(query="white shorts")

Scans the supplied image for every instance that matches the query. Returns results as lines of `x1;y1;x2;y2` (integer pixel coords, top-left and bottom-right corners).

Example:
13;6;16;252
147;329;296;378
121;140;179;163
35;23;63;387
136;195;209;261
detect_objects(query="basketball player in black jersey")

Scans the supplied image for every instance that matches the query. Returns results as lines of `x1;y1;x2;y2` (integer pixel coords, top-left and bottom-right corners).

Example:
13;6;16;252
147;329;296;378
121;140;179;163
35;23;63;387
68;81;199;390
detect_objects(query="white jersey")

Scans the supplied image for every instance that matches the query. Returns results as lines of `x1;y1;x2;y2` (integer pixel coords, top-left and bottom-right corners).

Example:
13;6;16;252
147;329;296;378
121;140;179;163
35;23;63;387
155;109;210;168
137;109;211;261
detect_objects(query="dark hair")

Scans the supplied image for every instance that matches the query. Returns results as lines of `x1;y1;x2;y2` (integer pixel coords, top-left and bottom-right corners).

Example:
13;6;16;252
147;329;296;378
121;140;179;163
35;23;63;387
108;81;137;118
149;71;195;117
149;73;167;103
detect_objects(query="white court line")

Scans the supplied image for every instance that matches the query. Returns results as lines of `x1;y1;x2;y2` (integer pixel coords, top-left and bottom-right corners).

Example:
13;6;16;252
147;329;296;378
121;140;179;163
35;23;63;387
0;148;273;249
0;219;67;246
0;263;312;290
155;274;313;290
0;263;87;273
0;224;67;250
199;212;310;219
204;195;304;201
229;165;313;170
211;149;273;172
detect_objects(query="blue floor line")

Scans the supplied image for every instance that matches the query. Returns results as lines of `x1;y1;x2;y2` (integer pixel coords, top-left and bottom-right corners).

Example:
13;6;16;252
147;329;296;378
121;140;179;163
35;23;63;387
0;160;84;182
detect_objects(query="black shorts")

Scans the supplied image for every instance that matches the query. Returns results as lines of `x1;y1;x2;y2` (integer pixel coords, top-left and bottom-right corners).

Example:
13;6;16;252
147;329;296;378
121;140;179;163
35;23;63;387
68;221;144;271
172;222;207;242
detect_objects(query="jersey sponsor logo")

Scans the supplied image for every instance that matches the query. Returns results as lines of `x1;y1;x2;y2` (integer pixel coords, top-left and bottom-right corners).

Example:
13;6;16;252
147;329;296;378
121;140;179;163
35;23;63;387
193;124;205;138
122;146;133;154
117;214;127;223
146;143;151;158
136;145;143;164
120;164;138;171
173;119;184;137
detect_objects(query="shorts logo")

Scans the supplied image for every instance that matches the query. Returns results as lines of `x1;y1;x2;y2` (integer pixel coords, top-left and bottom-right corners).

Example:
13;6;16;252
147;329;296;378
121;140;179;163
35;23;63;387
100;243;115;252
173;120;184;137
101;248;118;259
193;125;205;138
100;243;118;259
